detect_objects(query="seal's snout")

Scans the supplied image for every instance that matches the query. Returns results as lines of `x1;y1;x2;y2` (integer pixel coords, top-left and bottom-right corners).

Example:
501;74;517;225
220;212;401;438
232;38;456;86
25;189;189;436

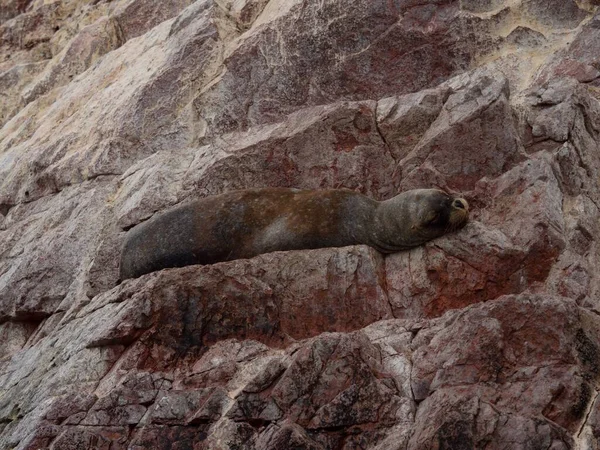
447;197;469;232
452;198;468;211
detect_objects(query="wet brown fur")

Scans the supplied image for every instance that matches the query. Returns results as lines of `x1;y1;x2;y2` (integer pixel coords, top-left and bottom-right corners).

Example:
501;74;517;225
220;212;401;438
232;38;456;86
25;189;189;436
119;187;469;280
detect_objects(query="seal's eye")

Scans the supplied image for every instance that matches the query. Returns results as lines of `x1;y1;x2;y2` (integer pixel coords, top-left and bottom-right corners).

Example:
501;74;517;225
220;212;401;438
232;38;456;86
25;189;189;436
426;212;439;224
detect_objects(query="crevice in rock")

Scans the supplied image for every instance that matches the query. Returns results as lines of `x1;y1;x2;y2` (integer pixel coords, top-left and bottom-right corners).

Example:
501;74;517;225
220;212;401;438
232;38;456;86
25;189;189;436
409;327;422;344
187;416;212;425
9;170;121;209
583;192;600;213
121;210;160;231
243;418;272;429
111;15;127;49
85;332;143;349
0;203;13;216
373;101;398;166
571;107;598;177
379;259;395;319
1;310;51;326
122;423;136;443
214;0;268;34
304;423;354;434
15;172;116;207
576;388;598;439
89;340;147;399
84;173;120;182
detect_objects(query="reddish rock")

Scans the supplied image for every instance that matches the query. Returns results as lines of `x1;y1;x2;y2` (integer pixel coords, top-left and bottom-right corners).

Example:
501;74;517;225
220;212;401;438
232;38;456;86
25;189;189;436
21;17;124;105
183;100;398;201
0;3;59;59
0;0;33;24
213;330;413;449
254;421;324;450
82;245;392;357
194;0;499;138
536;58;600;86
0;320;38;360
522;0;588;30
129;425;207;450
51;426;129;450
409;294;600;447
221;0;271;30
0;59;47;127
385;222;528;319
408;389;573;450
398;69;526;192
377;86;451;161
0;0;222;205
385;150;568;319
112;0;194;42
0;180;116;322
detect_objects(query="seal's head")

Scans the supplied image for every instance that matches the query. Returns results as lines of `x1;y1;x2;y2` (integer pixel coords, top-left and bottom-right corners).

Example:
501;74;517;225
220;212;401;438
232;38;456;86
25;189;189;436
413;189;469;237
373;189;469;252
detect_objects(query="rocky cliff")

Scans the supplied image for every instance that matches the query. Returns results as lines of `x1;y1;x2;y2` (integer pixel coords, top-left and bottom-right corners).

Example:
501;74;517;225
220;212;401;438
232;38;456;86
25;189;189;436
1;0;600;448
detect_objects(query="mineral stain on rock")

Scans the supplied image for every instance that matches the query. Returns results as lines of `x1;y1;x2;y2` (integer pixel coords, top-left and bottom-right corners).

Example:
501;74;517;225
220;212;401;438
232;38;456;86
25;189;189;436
570;381;593;423
576;328;600;381
2;0;600;449
435;420;474;450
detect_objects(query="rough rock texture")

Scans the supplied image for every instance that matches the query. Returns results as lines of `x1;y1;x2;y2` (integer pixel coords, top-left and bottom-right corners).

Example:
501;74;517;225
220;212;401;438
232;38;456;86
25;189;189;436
2;0;600;448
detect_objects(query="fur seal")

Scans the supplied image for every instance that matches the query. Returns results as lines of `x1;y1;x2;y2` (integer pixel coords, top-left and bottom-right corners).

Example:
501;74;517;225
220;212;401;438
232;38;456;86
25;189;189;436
119;188;469;280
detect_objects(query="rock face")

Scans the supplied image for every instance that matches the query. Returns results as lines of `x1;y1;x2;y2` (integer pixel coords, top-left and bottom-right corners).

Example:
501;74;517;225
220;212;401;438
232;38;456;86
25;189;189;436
1;0;600;448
